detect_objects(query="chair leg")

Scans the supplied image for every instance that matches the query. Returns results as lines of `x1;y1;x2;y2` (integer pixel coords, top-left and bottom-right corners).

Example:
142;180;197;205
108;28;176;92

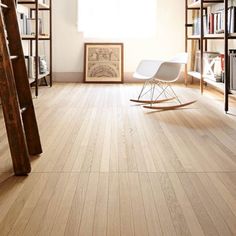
169;85;182;104
150;82;157;106
154;84;169;101
161;83;168;99
130;81;176;104
138;81;148;100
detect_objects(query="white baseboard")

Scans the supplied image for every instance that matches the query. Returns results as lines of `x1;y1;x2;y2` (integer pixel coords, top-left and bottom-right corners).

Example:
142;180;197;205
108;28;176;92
52;72;185;83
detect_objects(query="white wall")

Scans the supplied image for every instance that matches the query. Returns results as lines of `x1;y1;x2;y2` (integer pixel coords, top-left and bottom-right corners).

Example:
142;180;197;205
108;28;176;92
52;0;185;82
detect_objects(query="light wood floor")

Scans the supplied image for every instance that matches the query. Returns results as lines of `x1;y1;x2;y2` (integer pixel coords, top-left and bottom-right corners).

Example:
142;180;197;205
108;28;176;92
1;83;236;236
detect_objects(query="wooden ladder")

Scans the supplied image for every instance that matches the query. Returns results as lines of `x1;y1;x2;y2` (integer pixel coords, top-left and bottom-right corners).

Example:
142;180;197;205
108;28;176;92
0;0;42;175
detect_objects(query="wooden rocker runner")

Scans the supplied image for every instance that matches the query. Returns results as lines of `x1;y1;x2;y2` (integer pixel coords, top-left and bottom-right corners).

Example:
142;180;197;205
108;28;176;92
130;97;175;104
143;100;197;110
130;53;197;110
0;0;42;175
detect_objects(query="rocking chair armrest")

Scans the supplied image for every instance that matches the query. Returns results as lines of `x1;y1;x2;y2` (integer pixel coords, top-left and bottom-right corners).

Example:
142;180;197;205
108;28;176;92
133;72;154;80
155;61;183;83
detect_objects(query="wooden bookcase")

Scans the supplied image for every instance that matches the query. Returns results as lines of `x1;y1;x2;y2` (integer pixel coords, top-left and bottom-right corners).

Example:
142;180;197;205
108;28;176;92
17;0;52;97
185;0;236;112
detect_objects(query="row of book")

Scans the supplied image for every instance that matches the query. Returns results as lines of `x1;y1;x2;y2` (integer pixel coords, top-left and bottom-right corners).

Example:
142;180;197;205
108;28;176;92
193;6;236;35
17;12;42;36
25;56;48;79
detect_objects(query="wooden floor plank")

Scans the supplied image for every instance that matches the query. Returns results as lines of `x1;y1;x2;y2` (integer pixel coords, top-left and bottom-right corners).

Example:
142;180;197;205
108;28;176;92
0;177;25;224
21;173;60;236
128;173;149;236
37;173;72;236
169;173;205;236
107;173;120;236
208;173;236;216
197;173;236;234
139;173;163;236
178;173;219;236
93;173;109;236
64;173;90;236
49;173;79;236
149;173;177;236
119;173;135;236
188;173;232;236
78;173;99;236
158;173;191;236
0;174;42;235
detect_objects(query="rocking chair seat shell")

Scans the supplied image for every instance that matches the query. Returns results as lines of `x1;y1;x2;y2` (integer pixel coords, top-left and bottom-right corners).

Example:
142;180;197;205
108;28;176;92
133;60;163;80
133;53;188;82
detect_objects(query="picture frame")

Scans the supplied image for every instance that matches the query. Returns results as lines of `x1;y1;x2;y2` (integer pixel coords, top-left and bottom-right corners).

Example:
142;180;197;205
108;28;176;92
84;43;124;83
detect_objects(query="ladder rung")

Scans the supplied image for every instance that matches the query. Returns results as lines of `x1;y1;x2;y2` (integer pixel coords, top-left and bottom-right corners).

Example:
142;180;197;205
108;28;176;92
10;55;19;60
20;106;28;114
0;3;9;9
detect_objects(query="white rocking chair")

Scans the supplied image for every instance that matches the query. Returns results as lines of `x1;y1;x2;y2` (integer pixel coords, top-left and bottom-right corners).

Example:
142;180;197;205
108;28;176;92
130;53;197;110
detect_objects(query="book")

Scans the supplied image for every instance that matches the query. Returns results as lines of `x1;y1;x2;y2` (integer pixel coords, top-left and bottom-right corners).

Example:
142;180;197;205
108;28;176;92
25;57;29;76
17;12;27;35
203;15;208;35
193;17;201;35
230;50;236;90
28;56;36;79
228;7;232;33
209;13;215;34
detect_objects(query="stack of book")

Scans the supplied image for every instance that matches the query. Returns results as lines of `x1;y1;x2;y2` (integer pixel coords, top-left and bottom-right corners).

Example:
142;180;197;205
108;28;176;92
194;51;224;82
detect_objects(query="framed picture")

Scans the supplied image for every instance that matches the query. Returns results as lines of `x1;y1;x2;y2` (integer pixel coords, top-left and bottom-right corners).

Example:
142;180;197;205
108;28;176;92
84;43;124;83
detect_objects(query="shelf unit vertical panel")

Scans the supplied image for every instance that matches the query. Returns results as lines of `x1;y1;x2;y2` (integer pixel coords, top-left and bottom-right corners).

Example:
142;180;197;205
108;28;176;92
185;0;188;86
35;0;39;96
49;0;52;87
200;0;204;94
224;0;229;112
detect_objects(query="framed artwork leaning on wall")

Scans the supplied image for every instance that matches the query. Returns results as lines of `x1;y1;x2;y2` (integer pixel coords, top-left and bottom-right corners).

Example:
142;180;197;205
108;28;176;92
84;43;124;83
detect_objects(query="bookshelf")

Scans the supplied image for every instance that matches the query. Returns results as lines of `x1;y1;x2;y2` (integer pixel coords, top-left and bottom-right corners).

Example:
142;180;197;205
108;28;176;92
17;0;52;97
185;0;235;112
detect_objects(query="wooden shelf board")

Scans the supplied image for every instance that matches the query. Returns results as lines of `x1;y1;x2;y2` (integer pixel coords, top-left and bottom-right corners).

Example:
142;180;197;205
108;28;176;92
17;0;49;9
21;34;50;40
188;71;225;91
188;71;201;79
188;0;224;9
229;33;236;39
188;34;224;39
29;78;35;84
230;90;236;95
204;78;225;90
188;33;236;40
204;34;224;39
29;71;50;84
